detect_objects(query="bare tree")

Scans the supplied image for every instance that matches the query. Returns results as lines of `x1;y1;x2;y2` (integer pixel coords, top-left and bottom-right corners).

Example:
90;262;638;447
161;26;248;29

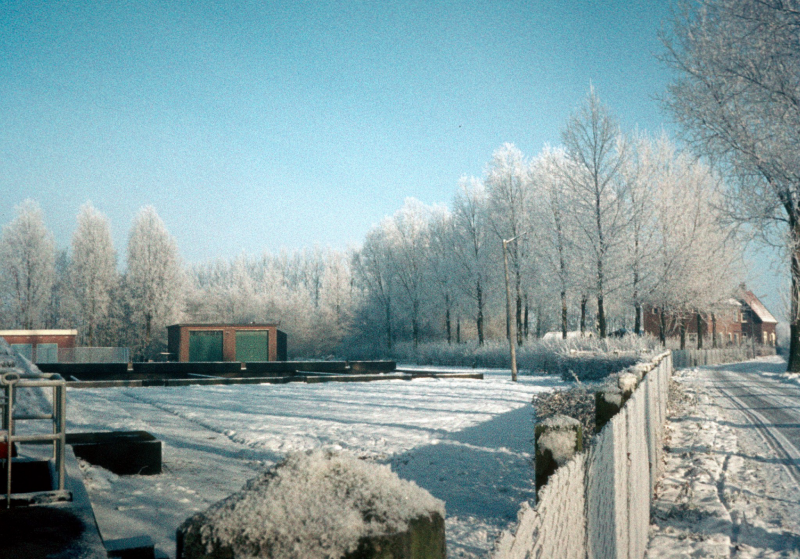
125;206;184;359
70;203;118;346
561;87;628;338
0;200;56;329
663;0;800;368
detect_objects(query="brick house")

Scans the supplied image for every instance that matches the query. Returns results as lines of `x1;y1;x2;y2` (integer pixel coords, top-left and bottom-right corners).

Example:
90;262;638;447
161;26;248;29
643;286;777;347
0;329;78;363
166;323;287;362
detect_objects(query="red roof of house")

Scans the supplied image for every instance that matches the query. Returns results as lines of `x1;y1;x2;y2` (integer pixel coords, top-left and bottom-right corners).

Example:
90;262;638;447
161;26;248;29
740;290;778;324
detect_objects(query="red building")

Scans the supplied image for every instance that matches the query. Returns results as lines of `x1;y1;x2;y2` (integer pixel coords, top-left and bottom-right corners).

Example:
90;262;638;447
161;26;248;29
643;287;777;347
0;329;78;363
167;324;287;362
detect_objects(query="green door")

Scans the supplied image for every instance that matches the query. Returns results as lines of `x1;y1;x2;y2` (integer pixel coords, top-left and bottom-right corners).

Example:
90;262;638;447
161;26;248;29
35;343;58;363
236;330;269;362
11;343;32;361
189;331;223;362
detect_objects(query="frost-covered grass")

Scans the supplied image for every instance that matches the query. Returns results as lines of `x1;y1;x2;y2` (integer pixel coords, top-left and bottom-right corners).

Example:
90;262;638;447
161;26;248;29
348;335;659;381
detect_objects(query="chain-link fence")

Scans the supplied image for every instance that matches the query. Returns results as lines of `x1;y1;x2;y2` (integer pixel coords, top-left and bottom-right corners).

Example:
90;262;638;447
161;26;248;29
56;347;130;364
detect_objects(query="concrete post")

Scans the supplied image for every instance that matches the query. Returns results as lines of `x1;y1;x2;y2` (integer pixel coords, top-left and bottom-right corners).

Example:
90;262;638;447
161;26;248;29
534;414;583;493
595;371;640;435
617;373;637;401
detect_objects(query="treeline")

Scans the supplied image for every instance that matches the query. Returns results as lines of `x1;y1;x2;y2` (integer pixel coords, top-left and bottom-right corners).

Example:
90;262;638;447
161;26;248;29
0;90;742;359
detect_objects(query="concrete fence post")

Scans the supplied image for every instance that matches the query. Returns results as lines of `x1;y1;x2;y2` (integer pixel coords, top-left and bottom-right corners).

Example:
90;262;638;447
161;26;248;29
595;367;640;436
534;414;583;493
618;373;638;401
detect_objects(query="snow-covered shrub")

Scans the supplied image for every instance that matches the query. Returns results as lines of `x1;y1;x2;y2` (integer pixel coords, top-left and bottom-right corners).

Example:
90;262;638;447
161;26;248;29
342;335;658;380
177;450;445;559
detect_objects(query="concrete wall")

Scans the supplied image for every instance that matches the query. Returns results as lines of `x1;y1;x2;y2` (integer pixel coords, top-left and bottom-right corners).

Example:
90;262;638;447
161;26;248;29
493;352;672;559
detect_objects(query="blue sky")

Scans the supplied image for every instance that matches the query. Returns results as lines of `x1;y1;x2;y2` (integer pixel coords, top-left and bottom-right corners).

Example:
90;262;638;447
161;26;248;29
0;1;785;317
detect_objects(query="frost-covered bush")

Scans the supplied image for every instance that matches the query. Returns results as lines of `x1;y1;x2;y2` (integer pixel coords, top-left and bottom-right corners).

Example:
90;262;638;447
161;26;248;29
343;335;659;380
177;450;445;559
532;386;597;448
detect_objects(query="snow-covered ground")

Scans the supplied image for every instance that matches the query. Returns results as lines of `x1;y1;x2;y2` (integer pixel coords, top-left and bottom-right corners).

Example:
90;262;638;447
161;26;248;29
64;367;563;558
647;356;800;558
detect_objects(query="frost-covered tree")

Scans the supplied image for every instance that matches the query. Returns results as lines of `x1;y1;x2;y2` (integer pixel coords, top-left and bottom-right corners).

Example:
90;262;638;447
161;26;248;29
125;206;184;359
533;147;575;338
426;207;459;344
320;250;354;334
485;143;533;343
452;176;492;344
0;200;56;329
70;203;118;346
645;148;739;347
620;134;664;334
663;0;800;367
561;87;628;338
385;198;432;348
352;225;396;351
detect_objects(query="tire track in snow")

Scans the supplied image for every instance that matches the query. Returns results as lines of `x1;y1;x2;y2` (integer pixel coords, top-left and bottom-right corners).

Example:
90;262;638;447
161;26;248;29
709;368;800;485
116;389;264;454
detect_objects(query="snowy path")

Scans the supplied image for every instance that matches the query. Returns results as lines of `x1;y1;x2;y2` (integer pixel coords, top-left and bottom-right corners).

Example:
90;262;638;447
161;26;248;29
65;370;562;558
647;357;800;558
708;361;800;484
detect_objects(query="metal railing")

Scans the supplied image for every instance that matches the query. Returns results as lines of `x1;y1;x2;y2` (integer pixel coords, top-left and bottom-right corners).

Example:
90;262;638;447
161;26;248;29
0;368;69;508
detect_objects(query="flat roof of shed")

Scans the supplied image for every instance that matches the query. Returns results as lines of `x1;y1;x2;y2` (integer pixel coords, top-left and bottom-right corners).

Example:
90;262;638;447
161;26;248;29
0;329;78;336
167;323;281;328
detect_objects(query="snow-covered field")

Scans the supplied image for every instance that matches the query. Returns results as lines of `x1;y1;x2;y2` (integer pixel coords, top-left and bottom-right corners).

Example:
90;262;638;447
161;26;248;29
647;357;800;558
65;367;563;558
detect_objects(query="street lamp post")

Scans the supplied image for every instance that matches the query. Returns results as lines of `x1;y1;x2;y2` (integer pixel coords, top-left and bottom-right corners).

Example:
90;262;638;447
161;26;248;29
503;232;529;382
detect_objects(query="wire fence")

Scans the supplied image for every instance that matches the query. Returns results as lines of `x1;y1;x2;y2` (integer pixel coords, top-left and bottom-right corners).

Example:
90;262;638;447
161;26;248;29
56;347;130;364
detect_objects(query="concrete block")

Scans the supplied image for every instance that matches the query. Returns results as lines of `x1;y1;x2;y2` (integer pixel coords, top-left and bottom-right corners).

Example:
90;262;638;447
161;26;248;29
106;535;156;559
348;360;397;373
67;431;161;475
176;451;445;559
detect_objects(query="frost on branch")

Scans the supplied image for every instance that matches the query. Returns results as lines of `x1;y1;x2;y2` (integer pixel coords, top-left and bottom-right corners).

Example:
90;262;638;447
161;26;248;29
177;450;445;559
